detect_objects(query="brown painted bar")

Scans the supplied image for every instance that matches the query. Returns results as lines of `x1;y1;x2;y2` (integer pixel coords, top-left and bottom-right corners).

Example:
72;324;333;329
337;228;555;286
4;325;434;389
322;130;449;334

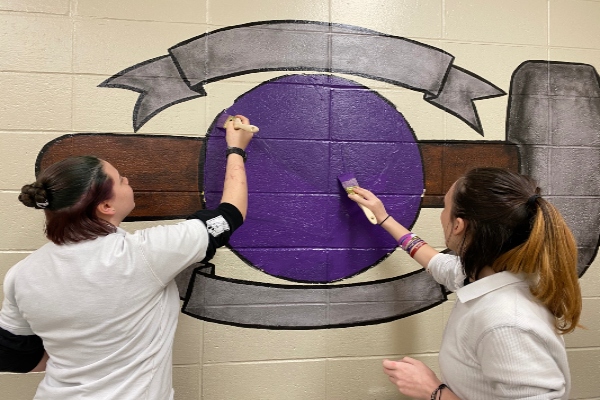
420;141;520;207
37;134;520;220
37;134;204;221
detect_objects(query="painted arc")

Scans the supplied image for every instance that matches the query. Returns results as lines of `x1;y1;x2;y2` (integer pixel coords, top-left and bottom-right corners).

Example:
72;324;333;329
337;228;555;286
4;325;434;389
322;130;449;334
204;74;424;283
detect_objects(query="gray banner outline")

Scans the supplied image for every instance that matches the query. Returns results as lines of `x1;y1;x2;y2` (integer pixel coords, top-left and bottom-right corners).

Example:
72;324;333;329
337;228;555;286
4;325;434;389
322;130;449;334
176;264;447;329
99;20;505;135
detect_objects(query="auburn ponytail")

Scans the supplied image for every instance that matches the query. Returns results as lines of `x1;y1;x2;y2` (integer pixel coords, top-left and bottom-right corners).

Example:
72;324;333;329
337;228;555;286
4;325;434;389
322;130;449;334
493;199;582;334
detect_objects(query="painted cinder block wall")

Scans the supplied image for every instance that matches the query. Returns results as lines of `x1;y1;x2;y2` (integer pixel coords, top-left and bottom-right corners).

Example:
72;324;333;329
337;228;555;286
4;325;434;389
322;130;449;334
1;0;599;399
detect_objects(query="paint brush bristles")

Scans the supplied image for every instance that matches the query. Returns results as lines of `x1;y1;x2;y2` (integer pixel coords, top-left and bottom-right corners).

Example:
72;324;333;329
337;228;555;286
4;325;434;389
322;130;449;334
337;172;378;224
338;173;360;194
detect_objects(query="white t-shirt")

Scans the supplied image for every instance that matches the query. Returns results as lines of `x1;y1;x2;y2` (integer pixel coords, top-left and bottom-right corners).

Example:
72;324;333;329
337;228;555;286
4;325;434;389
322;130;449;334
0;219;208;400
428;253;570;399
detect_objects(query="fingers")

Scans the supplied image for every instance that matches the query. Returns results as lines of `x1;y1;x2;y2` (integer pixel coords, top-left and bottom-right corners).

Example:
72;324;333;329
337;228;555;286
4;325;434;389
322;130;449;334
382;359;398;369
399;356;419;365
383;357;420;371
347;188;372;206
351;186;373;198
225;114;254;150
234;114;250;125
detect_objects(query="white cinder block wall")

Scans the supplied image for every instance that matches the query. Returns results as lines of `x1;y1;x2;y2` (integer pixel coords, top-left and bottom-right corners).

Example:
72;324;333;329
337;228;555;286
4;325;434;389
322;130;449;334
1;0;599;399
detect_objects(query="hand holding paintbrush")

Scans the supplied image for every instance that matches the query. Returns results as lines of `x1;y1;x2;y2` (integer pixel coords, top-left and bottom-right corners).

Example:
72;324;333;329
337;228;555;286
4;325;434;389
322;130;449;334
224;114;255;150
345;186;389;224
338;173;381;224
223;115;259;133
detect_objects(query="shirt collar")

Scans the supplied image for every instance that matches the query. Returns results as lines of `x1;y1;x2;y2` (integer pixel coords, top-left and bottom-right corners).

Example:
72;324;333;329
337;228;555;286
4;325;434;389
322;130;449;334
456;272;527;303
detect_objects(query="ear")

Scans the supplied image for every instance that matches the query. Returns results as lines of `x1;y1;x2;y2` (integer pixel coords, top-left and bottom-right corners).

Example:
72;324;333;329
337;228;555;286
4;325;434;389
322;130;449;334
96;200;116;218
453;217;466;236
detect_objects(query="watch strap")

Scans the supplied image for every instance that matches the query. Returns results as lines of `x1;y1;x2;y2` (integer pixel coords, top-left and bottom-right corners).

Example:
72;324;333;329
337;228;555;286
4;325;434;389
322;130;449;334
226;147;247;162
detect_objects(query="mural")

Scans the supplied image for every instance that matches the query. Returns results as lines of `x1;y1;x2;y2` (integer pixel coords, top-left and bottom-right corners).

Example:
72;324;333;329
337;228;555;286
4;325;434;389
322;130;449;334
36;21;600;329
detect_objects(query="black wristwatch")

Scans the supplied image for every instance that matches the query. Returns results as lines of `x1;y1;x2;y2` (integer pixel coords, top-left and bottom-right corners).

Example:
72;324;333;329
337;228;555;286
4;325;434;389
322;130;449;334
226;146;247;162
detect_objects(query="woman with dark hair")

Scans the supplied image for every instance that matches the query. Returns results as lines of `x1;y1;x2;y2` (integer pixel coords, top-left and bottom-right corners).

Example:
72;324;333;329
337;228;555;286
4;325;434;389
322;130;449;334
349;167;581;400
0;116;254;399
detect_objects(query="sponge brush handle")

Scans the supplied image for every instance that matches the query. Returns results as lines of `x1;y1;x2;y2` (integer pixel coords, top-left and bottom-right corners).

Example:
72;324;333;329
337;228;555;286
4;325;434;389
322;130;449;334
233;117;259;133
357;203;378;224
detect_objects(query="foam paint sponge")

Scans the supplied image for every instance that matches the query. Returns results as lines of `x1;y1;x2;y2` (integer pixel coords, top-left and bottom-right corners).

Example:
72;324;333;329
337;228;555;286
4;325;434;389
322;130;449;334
338;172;377;224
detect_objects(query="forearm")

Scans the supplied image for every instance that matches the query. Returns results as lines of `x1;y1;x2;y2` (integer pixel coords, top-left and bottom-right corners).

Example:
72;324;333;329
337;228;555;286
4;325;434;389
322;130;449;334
219;154;248;220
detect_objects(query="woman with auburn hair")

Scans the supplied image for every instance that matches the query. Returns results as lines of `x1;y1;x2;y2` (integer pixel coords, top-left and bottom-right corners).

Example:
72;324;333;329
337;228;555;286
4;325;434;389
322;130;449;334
349;167;581;400
0;116;254;400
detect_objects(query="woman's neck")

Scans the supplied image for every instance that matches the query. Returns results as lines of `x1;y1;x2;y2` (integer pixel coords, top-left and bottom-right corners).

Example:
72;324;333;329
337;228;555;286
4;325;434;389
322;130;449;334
477;266;496;280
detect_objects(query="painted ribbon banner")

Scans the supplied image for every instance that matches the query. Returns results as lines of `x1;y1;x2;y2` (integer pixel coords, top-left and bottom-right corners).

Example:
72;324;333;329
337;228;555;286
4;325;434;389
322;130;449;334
175;264;447;329
100;20;505;134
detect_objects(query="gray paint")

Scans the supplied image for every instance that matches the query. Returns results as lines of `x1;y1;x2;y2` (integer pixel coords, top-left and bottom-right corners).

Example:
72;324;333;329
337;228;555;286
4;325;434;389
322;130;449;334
507;61;600;276
100;20;505;134
179;264;445;329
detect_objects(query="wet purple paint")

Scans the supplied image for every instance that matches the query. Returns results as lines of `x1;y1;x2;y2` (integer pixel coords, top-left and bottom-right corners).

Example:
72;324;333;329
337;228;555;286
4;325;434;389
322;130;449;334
204;74;423;282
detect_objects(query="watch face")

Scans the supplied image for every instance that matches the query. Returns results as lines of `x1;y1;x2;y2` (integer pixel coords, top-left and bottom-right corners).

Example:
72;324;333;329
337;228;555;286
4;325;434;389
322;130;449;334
204;73;423;283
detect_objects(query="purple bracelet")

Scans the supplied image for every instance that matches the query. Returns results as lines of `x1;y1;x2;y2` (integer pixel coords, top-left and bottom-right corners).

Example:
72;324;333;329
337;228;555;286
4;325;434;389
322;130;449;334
397;233;414;248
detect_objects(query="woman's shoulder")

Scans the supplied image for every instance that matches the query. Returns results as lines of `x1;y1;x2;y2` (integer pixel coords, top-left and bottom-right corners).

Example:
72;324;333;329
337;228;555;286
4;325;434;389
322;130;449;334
470;281;555;335
5;241;56;274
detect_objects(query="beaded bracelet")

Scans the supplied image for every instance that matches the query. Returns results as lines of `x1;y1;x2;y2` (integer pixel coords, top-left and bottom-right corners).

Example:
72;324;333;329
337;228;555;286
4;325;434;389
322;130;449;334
431;383;447;400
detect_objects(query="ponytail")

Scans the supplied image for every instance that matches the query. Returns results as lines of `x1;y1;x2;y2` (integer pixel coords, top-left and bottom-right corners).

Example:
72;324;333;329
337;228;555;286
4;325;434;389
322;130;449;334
492;199;582;334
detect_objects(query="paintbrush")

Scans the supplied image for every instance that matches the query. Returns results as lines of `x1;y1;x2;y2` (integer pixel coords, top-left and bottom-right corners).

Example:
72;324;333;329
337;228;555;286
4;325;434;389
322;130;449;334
219;115;260;133
338;172;378;224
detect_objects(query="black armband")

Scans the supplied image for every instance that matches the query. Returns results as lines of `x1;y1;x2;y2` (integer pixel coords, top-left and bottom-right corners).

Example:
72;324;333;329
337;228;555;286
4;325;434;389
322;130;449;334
187;202;244;262
0;326;45;373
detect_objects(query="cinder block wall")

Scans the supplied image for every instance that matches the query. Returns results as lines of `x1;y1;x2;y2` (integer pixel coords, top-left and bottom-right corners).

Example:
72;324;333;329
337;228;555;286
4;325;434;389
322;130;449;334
1;1;599;399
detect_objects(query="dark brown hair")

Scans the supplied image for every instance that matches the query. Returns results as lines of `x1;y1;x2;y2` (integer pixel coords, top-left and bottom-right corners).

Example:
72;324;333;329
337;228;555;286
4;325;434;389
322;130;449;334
451;167;581;333
19;156;116;244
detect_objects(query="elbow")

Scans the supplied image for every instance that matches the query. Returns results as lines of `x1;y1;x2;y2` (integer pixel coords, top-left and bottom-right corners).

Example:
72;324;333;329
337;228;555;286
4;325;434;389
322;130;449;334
29;351;48;372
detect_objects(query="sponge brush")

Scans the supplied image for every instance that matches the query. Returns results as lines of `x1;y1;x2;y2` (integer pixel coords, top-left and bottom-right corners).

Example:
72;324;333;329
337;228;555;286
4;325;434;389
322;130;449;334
338;172;377;224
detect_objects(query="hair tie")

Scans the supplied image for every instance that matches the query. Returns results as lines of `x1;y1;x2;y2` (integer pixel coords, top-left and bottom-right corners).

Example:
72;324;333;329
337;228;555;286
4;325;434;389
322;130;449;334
36;200;49;209
526;194;540;208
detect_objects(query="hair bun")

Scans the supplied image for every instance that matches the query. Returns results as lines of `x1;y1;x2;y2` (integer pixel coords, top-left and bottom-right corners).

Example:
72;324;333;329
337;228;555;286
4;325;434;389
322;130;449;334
19;182;50;209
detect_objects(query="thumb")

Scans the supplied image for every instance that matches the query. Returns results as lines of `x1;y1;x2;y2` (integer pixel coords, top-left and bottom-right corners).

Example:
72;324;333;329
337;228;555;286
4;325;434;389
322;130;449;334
382;359;399;369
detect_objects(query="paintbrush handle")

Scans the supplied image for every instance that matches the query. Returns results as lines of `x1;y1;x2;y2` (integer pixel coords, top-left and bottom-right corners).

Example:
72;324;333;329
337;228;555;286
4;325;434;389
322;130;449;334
357;203;378;224
233;118;259;133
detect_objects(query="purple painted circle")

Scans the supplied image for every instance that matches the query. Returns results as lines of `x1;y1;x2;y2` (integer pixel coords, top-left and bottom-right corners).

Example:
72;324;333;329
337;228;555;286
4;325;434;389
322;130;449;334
204;74;424;282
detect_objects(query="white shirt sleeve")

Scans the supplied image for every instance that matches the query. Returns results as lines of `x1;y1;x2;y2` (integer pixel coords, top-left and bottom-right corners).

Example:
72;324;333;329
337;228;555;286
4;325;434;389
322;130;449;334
477;326;567;399
132;219;210;286
0;266;35;335
427;253;466;292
